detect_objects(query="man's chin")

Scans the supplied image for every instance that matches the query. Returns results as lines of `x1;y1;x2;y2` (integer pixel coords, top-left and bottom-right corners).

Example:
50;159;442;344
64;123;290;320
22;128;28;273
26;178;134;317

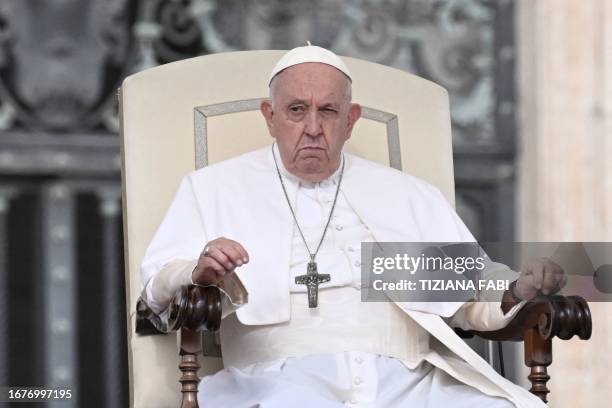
297;158;324;169
293;163;328;182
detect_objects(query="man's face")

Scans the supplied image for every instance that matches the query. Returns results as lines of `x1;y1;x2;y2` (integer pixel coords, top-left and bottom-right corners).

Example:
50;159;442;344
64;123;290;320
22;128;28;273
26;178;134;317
260;63;361;182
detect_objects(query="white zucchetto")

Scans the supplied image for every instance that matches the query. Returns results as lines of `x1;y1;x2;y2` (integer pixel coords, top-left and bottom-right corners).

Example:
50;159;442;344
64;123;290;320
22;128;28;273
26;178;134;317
269;42;352;86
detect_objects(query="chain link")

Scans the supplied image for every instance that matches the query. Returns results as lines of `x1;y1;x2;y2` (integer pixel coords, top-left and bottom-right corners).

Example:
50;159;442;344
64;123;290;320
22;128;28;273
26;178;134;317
272;143;345;262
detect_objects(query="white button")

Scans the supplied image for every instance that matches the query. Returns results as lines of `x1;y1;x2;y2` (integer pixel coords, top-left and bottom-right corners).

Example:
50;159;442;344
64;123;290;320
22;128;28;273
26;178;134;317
354;356;363;364
335;225;343;231
347;246;355;252
354;260;361;267
353;376;363;386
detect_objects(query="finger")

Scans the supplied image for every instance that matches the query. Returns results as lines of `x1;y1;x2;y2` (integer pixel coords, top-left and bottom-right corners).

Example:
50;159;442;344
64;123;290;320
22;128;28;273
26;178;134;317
231;242;249;263
521;266;533;278
206;246;235;270
553;265;566;290
529;262;545;290
204;256;229;279
547;259;562;271
542;265;556;294
558;273;568;290
194;256;226;283
218;244;244;267
205;237;224;249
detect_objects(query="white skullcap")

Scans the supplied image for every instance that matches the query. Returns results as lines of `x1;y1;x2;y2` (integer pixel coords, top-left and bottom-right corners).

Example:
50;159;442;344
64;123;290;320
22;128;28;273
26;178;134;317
269;42;352;86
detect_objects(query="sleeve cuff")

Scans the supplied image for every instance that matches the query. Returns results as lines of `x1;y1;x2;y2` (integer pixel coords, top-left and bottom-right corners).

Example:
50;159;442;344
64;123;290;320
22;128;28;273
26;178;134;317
448;298;527;332
142;259;249;318
216;273;249;318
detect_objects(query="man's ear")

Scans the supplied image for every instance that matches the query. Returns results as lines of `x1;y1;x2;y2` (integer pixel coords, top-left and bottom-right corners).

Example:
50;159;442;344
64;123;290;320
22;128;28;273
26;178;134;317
346;103;362;138
260;100;275;137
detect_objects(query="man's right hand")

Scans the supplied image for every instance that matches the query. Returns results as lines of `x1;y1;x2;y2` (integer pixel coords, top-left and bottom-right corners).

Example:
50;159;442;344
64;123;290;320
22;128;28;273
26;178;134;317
192;237;249;285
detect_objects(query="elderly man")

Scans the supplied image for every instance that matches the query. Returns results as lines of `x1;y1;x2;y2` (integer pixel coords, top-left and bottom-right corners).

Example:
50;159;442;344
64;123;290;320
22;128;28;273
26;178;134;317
141;45;565;407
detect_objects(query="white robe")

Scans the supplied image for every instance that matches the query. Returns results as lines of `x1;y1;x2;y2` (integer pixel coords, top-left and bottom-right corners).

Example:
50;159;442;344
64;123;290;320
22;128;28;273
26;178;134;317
141;145;545;407
198;351;514;407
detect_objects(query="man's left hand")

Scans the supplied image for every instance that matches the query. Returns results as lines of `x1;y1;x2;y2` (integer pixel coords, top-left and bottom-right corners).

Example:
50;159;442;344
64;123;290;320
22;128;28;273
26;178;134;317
513;258;568;301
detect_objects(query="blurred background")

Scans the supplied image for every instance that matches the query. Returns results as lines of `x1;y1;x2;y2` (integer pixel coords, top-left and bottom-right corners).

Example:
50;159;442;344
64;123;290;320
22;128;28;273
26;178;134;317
0;0;609;407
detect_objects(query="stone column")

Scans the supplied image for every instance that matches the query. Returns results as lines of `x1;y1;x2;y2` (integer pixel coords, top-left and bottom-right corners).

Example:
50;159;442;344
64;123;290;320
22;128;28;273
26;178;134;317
516;0;612;405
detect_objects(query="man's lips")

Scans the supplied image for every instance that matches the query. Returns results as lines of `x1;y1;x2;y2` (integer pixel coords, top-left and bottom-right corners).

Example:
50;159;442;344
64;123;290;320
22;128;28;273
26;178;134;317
297;147;325;158
298;146;325;153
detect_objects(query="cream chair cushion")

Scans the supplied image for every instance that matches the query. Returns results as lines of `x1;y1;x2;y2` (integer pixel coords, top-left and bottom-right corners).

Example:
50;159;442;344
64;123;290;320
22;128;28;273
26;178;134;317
120;50;454;407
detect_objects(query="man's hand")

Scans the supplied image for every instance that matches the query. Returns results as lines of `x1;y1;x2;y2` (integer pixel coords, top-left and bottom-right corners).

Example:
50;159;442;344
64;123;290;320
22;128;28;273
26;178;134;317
514;257;568;300
192;237;249;285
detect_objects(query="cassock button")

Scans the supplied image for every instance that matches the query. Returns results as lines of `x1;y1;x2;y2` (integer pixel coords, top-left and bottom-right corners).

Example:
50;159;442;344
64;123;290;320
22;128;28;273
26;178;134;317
335;225;343;231
347;246;355;252
353;377;363;386
354;356;363;364
354;260;361;267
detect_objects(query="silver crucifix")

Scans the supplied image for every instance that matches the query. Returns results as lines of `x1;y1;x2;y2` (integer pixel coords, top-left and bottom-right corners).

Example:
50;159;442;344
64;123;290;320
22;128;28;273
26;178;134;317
295;260;331;308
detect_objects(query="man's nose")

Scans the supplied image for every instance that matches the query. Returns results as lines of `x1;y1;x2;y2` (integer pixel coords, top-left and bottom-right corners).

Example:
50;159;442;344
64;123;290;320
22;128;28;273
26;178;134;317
304;109;323;136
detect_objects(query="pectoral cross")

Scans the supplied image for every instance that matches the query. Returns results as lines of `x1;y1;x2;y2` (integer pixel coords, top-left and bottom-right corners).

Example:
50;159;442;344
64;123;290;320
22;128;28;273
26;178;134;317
295;260;330;308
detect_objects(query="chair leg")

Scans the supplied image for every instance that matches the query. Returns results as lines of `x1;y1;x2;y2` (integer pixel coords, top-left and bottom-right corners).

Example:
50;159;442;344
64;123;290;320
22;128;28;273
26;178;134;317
524;327;552;403
179;328;202;408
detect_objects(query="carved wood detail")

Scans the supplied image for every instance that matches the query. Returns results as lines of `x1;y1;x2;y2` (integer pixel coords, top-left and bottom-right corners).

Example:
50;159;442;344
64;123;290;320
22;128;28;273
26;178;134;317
455;295;591;403
136;285;222;408
179;328;202;408
168;285;222;332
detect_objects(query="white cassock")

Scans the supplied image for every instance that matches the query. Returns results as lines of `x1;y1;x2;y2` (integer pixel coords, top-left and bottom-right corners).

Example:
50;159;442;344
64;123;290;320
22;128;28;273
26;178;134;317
141;145;545;408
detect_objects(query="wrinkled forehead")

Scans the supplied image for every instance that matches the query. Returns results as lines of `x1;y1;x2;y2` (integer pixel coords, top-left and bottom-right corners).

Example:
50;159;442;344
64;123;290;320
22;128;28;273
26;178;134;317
272;62;351;101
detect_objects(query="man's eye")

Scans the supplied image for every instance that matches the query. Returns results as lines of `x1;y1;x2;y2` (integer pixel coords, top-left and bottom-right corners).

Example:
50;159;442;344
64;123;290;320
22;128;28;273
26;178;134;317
321;108;337;114
289;106;304;113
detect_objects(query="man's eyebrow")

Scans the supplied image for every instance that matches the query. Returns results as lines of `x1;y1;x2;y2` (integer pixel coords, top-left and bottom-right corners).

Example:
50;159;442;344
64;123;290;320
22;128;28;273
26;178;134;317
285;99;341;108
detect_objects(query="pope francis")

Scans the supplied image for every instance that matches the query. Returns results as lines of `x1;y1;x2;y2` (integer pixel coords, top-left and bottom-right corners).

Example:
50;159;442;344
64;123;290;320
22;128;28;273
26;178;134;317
140;45;566;407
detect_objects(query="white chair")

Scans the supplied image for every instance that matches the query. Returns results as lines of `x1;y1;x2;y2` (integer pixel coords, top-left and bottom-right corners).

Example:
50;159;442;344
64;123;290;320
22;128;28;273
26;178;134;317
119;51;591;407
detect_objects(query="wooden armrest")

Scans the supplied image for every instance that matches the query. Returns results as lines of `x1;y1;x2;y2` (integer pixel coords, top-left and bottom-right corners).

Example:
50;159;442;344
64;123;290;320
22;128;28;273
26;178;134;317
135;285;222;335
167;285;222;332
455;295;592;403
455;295;591;341
136;285;222;408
